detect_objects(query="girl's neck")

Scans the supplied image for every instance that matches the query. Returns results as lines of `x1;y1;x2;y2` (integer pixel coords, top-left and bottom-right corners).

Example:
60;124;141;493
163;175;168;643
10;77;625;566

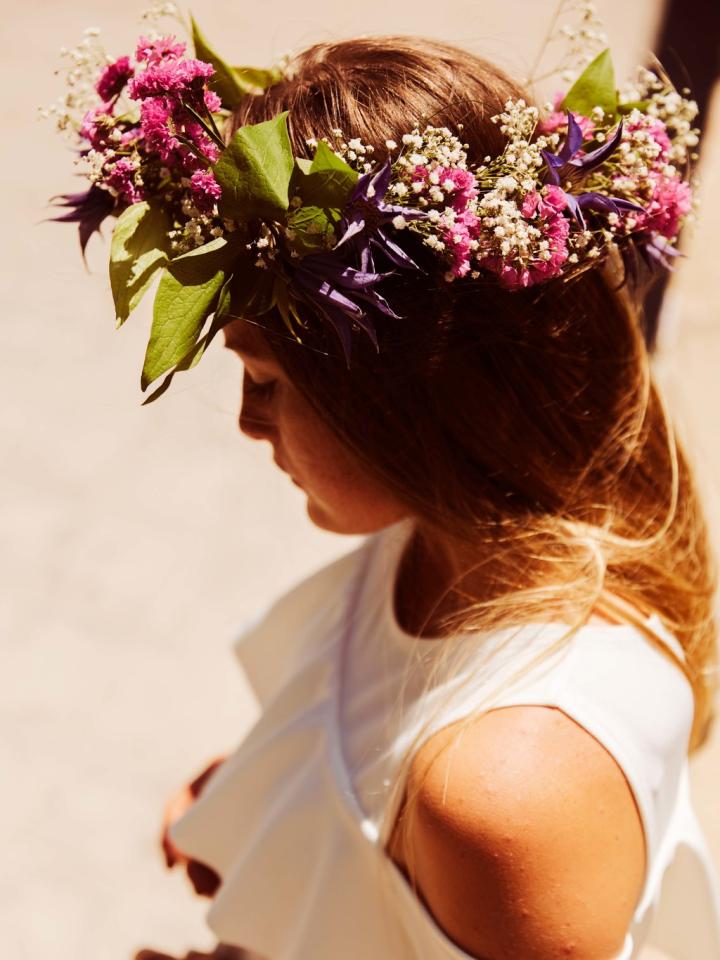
393;518;628;639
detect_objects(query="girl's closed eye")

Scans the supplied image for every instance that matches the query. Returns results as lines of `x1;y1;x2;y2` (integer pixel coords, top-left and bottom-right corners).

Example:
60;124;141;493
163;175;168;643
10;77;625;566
243;369;277;399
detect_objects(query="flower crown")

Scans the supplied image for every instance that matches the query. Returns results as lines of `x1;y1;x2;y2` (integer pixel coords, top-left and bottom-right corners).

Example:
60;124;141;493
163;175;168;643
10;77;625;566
44;6;700;403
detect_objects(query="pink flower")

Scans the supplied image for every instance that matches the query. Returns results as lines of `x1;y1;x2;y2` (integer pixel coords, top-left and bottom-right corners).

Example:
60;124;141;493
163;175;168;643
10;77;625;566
440;167;478;212
624;171;692;240
129;58;215;101
119;126;142;147
139;97;180;160
138;97;219;171
184;120;221;164
521;191;541;218
96;55;134;101
411;164;478;214
441;208;482;278
135;35;187;65
104;157;145;204
480;185;570;289
539;184;569;215
204;89;222;114
538;91;596;140
520;185;568;220
190;169;222;214
80;105;114;149
624;114;672;162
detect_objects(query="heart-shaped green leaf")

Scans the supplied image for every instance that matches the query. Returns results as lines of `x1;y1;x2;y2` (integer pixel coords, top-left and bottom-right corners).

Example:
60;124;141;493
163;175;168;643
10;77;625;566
291;140;359;210
216;257;278;319
287;204;339;255
110;201;170;326
562;48;617;119
140;309;229;405
191;16;255;110
141;236;235;389
234;65;284;91
215;111;295;222
617;99;651;115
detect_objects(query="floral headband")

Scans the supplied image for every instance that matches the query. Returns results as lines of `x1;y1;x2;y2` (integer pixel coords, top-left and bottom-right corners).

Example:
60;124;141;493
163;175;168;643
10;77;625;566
44;4;700;403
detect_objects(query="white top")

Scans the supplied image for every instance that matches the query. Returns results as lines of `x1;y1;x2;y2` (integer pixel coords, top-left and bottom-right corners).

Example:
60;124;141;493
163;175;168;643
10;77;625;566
169;517;720;960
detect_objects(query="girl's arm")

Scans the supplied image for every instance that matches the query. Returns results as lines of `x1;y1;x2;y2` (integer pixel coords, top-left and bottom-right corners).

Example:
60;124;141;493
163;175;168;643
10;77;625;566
397;705;646;960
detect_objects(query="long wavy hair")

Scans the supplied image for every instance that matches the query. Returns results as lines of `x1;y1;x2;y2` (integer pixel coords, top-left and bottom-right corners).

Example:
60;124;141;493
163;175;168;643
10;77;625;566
230;35;718;759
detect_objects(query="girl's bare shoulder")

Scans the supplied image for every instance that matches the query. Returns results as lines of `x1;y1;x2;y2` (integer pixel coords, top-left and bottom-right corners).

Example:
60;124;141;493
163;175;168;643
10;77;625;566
395;704;646;960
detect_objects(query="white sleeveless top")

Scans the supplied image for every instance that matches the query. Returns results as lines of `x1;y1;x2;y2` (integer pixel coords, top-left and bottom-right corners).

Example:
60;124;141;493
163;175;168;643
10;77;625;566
169;517;720;960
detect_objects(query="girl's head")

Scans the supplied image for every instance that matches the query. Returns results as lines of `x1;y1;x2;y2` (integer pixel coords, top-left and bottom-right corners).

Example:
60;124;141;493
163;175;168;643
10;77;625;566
227;35;717;749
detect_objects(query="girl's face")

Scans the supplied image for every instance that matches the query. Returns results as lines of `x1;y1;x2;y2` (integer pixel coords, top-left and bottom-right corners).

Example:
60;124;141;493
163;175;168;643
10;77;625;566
223;318;409;535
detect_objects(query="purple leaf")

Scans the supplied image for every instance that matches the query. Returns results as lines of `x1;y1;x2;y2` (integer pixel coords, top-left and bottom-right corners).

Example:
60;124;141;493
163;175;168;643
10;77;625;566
560;111;585;161
47;184;116;257
372;229;423;271
571;120;625;173
334;216;367;249
541;149;564;185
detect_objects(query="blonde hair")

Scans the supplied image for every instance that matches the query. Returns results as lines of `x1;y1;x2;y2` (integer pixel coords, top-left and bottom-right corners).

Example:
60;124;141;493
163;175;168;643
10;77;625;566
231;35;719;782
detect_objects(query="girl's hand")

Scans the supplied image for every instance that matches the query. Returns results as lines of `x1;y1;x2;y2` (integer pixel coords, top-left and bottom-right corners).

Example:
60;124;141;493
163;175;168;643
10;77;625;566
161;757;226;897
134;945;258;960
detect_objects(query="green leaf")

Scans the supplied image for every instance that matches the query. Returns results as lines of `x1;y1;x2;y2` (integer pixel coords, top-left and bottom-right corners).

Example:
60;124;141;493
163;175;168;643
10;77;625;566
191;15;254;110
617;99;651;115
109;201;170;326
140;310;229;405
291;140;358;209
562;48;617;118
141;236;235;390
234;65;284;91
216;257;278;319
215;111;295;222
273;276;304;339
287;204;338;255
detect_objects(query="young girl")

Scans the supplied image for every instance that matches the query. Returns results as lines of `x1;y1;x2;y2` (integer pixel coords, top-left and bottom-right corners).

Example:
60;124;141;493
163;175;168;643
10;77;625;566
156;37;720;960
47;21;719;960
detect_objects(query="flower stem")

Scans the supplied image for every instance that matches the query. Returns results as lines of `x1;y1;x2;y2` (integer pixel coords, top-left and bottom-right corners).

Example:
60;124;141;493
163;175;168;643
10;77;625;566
182;103;226;151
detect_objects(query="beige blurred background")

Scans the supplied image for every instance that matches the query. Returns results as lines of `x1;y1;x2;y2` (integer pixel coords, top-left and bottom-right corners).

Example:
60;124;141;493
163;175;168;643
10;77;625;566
2;1;718;957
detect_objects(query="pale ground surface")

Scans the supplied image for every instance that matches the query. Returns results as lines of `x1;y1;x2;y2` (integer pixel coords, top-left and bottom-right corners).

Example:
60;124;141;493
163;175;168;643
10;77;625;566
1;1;717;958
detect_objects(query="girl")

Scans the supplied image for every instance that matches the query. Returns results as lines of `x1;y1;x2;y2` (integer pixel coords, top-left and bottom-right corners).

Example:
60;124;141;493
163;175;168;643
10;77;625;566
158;36;720;960
46;20;719;960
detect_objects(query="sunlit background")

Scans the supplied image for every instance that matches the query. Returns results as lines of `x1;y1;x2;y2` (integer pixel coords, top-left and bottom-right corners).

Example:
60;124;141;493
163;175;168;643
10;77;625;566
2;1;718;957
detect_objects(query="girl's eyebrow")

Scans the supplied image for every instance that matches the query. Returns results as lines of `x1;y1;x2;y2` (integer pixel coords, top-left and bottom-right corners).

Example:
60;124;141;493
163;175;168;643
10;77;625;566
222;330;266;359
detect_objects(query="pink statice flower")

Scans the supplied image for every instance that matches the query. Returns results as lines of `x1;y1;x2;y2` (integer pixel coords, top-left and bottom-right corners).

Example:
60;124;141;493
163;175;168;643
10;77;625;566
626;171;692;240
204;89;222;113
190;169;222;214
138;97;179;160
184;120;221;164
135;35;187;65
95;55;134;101
104;157;145;204
538;91;596;140
138;97;219;170
80;105;115;149
129;57;215;101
